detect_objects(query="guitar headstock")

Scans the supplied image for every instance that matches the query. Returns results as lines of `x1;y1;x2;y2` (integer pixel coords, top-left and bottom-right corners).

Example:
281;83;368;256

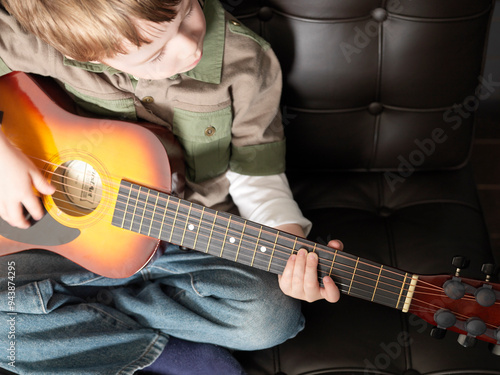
408;262;500;353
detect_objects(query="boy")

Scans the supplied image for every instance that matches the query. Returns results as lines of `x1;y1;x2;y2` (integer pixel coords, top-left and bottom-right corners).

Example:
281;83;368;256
0;0;341;373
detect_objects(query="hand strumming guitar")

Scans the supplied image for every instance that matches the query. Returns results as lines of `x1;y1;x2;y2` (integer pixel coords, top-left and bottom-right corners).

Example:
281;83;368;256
0;130;55;228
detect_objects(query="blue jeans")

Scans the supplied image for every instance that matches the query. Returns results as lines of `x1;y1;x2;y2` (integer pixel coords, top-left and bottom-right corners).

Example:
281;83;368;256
0;244;304;374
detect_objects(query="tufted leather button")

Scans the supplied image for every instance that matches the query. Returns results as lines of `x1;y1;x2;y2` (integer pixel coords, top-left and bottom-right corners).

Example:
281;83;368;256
141;96;154;104
371;8;388;22
258;7;274;21
377;206;393;217
368;102;384;115
205;126;216;136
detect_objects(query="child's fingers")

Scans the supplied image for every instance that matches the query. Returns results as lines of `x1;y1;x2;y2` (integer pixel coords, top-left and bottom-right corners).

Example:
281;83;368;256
30;169;56;196
0;201;30;229
303;252;320;300
22;194;45;222
292;249;308;290
321;276;340;303
279;252;297;291
327;239;344;251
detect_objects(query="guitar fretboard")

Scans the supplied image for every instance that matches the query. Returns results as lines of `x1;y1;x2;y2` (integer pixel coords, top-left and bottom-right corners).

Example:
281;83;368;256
112;181;416;311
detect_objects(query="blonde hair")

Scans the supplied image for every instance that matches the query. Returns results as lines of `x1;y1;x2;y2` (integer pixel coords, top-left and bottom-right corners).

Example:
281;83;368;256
1;0;182;61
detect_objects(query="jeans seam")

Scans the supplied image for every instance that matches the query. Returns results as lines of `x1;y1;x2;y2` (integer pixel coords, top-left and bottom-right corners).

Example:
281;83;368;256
190;273;205;297
87;304;138;330
34;281;48;314
65;275;107;287
149;265;181;275
117;332;166;375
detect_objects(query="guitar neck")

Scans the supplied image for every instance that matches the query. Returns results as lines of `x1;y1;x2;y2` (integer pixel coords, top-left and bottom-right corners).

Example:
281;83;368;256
112;180;417;311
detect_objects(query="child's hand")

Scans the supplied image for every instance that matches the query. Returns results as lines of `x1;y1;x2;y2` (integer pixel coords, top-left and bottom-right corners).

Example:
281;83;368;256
279;239;342;303
0;134;55;228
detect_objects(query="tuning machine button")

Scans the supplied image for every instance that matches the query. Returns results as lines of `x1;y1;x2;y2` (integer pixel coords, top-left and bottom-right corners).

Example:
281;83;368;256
431;309;456;339
490;329;500;356
430;327;447;339
457;318;487;348
491;344;500;356
457;334;477;348
452;256;469;276
475;284;496;307
474;264;498;307
434;309;456;328
443;278;465;300
481;263;497;282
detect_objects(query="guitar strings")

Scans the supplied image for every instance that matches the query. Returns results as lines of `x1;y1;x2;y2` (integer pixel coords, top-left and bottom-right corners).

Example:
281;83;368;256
24;160;499;323
38;182;500;327
34;180;500;325
49;185;492;324
42;166;492;306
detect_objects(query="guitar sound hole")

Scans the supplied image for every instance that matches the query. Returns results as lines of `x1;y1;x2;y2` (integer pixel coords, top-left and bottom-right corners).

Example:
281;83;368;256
51;160;103;217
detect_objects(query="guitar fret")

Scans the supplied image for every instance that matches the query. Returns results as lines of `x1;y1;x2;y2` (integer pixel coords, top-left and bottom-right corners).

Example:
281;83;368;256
179;202;193;247
206;212;218;253
158;194;170;241
147;191;163;239
372;265;383;302
220;217;232;257
234;222;246;262
128;186;141;232
250;226;263;267
168;197;180;243
311;242;317;253
347;257;359;295
397;273;409;310
138;189;150;234
292;237;298;254
147;191;160;237
140;189;157;237
193;207;205;249
267;231;280;272
328;251;338;277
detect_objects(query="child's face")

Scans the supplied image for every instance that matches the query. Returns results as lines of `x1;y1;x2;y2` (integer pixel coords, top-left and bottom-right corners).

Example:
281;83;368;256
100;0;206;80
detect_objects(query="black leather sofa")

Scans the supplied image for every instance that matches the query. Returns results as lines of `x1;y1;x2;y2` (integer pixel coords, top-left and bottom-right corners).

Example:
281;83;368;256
223;1;500;374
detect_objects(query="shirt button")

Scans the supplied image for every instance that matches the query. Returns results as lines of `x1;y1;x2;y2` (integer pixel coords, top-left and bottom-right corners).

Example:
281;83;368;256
205;126;216;136
230;20;241;26
142;96;154;104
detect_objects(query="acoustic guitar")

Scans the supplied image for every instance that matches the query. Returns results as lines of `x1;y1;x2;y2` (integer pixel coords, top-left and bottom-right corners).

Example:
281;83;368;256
0;72;499;350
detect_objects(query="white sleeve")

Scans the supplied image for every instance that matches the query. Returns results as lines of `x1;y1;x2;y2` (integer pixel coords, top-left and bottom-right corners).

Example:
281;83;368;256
226;170;312;236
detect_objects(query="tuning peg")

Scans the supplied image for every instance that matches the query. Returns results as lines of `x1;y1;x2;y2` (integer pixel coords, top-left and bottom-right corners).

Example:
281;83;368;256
490;344;500;356
457;334;477;348
457;318;488;348
475;284;497;307
430;327;447;339
491;330;500;356
452;256;469;276
430;309;456;339
481;263;497;282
